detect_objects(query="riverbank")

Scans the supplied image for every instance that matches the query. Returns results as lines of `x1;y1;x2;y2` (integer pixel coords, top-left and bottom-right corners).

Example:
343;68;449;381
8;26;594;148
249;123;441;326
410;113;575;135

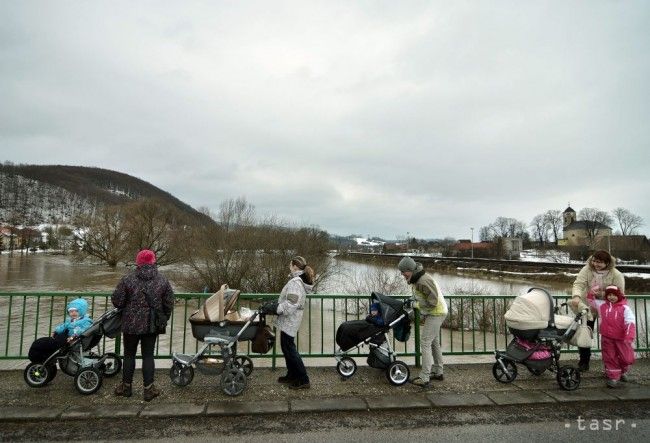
341;253;650;293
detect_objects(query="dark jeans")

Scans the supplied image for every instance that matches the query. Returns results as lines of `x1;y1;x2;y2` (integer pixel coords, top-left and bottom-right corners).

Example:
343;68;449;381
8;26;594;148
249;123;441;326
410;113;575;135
280;331;309;383
122;333;157;386
578;319;596;363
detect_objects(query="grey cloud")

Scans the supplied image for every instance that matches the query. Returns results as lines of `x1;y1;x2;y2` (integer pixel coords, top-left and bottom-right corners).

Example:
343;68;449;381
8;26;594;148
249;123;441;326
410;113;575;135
1;1;649;239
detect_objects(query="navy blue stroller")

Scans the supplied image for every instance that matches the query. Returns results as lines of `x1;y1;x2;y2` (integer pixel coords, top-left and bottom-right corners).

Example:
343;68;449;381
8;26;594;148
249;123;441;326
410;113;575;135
334;292;413;385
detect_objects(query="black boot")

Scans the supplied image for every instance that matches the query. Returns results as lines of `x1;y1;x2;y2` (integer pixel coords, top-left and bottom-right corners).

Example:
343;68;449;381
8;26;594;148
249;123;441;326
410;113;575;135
578;347;590;372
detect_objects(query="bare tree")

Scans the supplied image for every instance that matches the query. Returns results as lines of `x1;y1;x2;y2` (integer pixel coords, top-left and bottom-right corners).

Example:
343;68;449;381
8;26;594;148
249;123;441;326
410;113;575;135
543;210;563;244
529;214;549;244
74;205;130;267
479;226;491;242
339;265;407;296
122;198;187;266
176;201;334;294
481;217;528;241
612;207;644;235
217;197;256;233
578;207;613;249
3;211;21;253
195;206;214;219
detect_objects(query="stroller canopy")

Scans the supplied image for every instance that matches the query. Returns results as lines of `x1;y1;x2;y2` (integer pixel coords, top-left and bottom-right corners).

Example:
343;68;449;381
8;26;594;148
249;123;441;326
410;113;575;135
190;285;240;323
371;292;405;325
504;288;573;331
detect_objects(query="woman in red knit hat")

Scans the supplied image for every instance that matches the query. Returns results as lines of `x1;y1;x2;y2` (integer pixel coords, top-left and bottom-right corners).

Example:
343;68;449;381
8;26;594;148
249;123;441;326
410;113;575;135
111;249;174;401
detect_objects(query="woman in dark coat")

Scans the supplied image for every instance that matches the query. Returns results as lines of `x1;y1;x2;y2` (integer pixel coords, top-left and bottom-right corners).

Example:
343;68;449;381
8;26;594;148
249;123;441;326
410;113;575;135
111;249;174;401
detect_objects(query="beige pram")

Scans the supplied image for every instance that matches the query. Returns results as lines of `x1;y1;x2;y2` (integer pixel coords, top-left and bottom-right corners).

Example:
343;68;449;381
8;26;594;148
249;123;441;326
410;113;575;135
493;287;588;391
170;285;272;396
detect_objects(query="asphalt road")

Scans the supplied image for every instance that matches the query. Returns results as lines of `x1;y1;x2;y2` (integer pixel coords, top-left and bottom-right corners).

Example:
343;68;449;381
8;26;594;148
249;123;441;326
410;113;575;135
2;400;649;442
135;418;650;443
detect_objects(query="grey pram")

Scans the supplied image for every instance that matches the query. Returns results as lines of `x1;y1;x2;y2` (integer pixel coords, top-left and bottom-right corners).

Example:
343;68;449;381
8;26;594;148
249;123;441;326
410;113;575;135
170;286;273;396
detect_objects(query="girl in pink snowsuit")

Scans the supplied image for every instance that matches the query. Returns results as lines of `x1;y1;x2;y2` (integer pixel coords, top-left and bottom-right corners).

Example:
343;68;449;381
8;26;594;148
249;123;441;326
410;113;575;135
587;285;636;388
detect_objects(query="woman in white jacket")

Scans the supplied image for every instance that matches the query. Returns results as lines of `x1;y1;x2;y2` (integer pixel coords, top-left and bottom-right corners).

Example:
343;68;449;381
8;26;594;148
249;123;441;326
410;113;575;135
275;256;314;389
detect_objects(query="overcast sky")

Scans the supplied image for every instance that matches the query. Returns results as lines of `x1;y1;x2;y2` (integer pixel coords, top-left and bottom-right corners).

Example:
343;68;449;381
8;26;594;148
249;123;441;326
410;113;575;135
2;1;649;239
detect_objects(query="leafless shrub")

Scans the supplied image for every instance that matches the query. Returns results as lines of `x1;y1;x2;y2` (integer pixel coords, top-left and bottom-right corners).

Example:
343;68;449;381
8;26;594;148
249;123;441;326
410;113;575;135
443;283;510;333
176;198;334;295
331;266;408;316
74;198;188;267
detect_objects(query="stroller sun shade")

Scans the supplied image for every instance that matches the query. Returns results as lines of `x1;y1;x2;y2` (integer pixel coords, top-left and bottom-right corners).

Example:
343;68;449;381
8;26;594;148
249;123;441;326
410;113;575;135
370;292;405;325
190;285;240;323
504;287;574;332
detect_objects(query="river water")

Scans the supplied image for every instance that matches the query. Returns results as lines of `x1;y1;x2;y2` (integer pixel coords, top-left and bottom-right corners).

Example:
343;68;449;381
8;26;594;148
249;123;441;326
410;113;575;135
0;253;573;295
0;253;579;366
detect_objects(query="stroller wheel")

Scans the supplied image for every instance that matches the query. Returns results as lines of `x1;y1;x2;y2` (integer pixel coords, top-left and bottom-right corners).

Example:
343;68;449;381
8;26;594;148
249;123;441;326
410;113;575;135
233;355;254;376
557;366;581;391
102;353;122;378
386;360;410;386
24;363;52;388
221;368;247;396
170;362;194;387
75;367;103;395
336;357;357;378
492;359;518;383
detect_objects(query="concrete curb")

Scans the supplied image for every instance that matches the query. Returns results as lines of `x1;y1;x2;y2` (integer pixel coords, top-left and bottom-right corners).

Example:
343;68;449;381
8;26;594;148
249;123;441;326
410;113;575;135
1;387;649;421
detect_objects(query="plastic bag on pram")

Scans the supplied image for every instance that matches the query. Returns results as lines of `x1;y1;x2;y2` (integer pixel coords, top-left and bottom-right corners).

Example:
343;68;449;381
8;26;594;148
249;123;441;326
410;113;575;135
189;285;259;341
504;288;575;340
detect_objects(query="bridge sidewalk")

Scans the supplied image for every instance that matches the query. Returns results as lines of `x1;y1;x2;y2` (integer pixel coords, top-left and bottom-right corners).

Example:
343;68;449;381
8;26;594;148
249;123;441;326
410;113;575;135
1;358;649;421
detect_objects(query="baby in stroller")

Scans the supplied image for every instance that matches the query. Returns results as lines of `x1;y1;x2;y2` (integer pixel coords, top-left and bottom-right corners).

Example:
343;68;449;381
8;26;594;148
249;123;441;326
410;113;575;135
24;300;122;395
493;287;589;391
170;285;274;396
366;302;385;326
28;298;94;364
334;292;413;386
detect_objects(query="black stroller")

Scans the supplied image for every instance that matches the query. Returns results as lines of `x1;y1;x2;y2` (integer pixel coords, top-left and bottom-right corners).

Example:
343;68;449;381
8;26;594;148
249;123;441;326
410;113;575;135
493;288;589;391
334;292;413;386
170;286;274;396
24;308;122;395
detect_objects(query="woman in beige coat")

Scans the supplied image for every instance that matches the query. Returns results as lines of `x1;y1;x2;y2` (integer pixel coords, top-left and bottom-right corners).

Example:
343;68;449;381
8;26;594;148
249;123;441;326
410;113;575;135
570;250;625;371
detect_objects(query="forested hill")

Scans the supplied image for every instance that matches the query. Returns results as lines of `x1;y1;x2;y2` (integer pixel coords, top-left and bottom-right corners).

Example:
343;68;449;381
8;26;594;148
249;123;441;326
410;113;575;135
0;163;213;225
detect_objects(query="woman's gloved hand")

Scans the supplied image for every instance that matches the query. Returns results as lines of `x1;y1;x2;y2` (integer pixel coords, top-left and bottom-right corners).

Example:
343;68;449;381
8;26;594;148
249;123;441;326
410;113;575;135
259;300;279;315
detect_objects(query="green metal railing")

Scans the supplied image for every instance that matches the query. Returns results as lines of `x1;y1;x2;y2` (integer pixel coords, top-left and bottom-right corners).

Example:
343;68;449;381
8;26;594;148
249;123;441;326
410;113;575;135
1;292;648;366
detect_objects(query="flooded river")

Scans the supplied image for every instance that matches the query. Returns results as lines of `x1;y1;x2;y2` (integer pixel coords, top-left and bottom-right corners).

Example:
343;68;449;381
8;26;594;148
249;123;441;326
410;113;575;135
0;252;573;295
0;253;583;366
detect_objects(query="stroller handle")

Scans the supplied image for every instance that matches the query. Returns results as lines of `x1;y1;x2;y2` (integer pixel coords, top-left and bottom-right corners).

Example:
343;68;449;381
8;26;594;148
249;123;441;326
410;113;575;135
556;302;590;316
403;298;416;309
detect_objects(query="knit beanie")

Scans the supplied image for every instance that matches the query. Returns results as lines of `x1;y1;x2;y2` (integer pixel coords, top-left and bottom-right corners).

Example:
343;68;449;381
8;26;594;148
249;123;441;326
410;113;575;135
136;249;157;266
370;302;381;313
398;256;417;272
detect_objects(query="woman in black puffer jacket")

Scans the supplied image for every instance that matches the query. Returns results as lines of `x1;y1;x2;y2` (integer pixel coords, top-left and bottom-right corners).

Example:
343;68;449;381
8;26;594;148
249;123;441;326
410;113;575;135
111;249;174;401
